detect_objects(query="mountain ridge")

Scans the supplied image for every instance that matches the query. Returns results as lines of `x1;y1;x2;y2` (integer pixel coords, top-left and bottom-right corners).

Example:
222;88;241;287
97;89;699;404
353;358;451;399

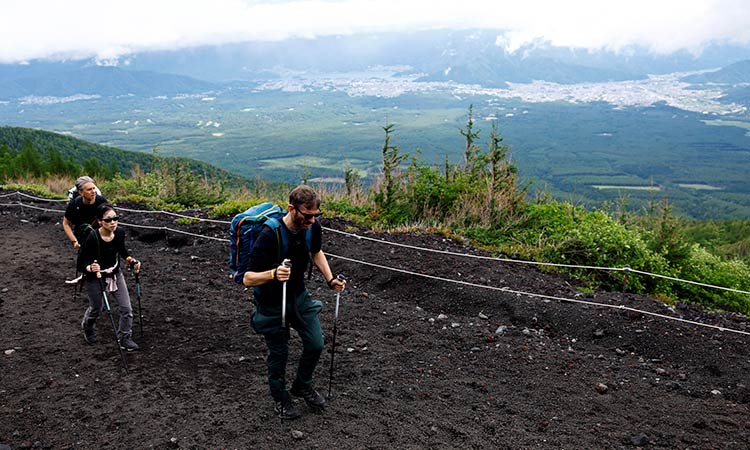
681;59;750;84
3;29;750;98
0;65;217;100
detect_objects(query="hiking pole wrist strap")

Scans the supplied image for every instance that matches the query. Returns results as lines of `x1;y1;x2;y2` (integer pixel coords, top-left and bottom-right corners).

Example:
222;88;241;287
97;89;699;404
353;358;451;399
270;268;277;281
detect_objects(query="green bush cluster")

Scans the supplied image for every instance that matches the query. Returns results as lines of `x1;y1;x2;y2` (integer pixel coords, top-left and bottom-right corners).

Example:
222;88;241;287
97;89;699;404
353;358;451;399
683;219;750;263
2;182;64;200
521;202;672;293
320;198;370;222
335;108;750;314
677;246;750;314
100;159;227;210
209;198;267;219
370;109;525;229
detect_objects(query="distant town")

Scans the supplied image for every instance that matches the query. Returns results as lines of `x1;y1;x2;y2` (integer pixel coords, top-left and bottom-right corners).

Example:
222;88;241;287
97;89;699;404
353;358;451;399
257;68;746;116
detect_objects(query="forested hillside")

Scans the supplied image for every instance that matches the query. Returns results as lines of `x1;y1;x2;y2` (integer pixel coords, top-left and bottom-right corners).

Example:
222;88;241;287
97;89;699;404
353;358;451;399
0;126;244;186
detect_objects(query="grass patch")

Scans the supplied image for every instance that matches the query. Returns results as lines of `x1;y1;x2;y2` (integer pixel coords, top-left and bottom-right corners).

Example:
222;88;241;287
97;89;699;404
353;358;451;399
592;185;661;191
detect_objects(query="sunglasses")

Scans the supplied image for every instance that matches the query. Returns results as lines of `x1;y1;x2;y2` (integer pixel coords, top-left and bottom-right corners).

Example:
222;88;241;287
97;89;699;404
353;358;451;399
102;216;120;223
295;208;323;220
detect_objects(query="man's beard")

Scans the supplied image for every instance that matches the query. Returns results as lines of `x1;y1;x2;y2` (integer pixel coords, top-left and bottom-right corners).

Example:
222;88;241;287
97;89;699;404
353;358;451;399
293;214;312;230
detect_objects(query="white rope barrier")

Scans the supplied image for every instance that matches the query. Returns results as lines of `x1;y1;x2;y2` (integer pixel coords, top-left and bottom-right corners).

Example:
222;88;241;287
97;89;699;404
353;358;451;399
0;202;65;213
326;252;750;337
0;194;747;337
627;267;750;296
119;221;229;243
323;226;623;271
13;191;67;202
2;191;749;296
116;206;230;224
324;227;750;296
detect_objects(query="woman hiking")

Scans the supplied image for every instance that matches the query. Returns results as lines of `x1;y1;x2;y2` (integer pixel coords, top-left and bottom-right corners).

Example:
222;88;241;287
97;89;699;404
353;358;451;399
77;203;141;351
63;176;108;250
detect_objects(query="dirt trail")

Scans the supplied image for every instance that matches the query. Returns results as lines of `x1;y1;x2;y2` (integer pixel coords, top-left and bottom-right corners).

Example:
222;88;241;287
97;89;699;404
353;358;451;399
1;196;749;449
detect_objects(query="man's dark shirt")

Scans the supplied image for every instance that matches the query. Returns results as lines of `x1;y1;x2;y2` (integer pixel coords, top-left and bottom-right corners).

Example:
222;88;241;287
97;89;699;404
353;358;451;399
248;220;322;306
64;194;108;240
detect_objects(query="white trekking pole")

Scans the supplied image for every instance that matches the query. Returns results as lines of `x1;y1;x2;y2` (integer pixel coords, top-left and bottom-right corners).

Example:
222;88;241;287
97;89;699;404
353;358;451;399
328;274;347;399
94;261;128;373
280;259;291;329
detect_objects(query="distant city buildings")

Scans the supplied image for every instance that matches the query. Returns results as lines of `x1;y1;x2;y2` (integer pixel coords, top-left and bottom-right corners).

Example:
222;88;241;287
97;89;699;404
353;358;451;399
257;69;745;115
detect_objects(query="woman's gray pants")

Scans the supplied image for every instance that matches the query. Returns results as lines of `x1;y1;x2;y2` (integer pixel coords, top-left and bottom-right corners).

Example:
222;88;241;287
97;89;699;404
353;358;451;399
83;272;133;339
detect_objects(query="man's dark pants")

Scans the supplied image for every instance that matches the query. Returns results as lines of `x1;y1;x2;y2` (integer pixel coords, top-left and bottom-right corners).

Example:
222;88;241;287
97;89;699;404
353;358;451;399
252;290;324;401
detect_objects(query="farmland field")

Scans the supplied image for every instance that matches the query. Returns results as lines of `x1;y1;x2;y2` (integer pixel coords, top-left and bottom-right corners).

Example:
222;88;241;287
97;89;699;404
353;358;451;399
2;87;750;219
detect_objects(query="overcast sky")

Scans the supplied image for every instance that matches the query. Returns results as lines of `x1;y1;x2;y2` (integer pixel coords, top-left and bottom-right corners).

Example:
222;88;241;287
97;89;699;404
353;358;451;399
2;0;750;64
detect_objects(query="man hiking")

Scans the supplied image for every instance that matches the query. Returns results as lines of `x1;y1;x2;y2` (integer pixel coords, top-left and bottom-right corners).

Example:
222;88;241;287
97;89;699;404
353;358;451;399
242;185;346;420
63;176;108;250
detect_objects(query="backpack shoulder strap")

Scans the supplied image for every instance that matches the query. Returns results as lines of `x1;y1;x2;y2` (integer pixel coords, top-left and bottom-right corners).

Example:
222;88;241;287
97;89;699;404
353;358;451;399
264;217;288;263
304;228;313;252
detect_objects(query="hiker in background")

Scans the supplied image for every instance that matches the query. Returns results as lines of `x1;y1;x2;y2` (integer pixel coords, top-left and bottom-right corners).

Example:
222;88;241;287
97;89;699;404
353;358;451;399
63;176;108;250
77;203;141;351
243;185;346;420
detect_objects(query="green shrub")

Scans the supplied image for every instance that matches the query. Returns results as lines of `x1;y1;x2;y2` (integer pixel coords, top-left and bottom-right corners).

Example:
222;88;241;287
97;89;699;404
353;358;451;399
101;173;163;199
566;214;669;293
455;201;675;297
176;217;200;225
2;183;64;199
101;164;226;209
111;194;185;212
114;194;159;209
677;245;750;314
322;198;370;223
209;198;267;219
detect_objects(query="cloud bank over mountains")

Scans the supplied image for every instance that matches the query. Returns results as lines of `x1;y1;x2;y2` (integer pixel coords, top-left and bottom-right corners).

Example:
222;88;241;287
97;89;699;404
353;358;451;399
2;0;750;64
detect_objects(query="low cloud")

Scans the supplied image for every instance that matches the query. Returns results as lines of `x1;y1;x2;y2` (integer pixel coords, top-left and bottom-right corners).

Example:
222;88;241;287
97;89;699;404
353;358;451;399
2;0;749;63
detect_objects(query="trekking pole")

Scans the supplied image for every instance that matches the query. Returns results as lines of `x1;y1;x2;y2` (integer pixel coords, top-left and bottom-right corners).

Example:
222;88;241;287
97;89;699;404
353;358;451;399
72;269;80;302
73;248;81;303
280;259;291;329
95;262;128;374
327;274;347;399
133;267;144;339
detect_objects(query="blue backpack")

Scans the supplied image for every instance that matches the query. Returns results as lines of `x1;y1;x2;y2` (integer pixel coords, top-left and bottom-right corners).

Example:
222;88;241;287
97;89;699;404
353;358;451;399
228;202;311;285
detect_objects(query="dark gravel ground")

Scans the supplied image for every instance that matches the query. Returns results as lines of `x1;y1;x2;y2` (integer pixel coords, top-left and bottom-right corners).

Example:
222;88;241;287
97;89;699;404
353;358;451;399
1;193;749;449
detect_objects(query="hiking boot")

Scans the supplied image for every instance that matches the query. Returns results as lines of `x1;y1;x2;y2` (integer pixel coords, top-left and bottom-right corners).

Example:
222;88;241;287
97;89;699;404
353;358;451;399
290;383;327;410
275;393;302;420
81;319;97;344
119;336;140;352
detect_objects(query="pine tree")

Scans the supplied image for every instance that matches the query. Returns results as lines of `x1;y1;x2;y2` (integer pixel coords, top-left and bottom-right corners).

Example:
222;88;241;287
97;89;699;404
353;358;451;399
18;139;44;177
378;124;407;209
459;104;480;172
0;144;16;180
46;147;67;175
